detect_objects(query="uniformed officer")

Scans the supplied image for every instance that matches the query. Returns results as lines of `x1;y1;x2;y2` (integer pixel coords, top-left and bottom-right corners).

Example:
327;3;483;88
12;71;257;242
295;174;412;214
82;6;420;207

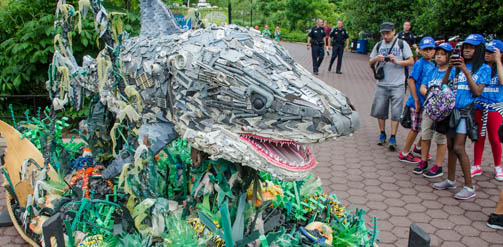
397;21;419;87
328;20;349;74
307;19;327;75
397;21;419;54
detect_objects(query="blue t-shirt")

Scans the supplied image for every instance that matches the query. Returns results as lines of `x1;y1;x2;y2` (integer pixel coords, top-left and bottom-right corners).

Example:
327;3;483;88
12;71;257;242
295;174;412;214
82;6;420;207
406;58;435;109
476;70;503;110
449;63;491;109
422;66;447;89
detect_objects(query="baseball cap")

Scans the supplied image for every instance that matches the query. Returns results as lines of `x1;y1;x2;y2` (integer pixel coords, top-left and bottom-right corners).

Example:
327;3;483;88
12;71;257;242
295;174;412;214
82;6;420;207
486;40;503;52
380;22;394;32
464;34;485;46
436;42;453;52
419;37;435;49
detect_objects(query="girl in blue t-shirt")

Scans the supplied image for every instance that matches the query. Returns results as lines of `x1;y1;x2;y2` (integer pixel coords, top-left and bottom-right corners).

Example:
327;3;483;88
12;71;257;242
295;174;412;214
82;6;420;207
415;43;452;178
472;40;503;181
433;34;491;200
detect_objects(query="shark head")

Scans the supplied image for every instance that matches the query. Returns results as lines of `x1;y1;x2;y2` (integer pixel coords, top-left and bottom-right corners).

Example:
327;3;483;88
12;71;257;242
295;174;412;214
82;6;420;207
158;25;360;180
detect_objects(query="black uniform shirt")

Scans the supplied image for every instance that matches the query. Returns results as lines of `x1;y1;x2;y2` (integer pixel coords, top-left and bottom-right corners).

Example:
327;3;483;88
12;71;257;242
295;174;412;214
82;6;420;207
330;28;349;45
308;26;326;46
397;31;416;48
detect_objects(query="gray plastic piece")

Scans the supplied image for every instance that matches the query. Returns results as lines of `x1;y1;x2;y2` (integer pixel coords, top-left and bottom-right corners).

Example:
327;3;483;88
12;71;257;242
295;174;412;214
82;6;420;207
408;224;430;247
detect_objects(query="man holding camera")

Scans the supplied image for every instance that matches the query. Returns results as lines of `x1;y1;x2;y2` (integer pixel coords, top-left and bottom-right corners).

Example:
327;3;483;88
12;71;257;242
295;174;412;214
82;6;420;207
369;22;414;149
307;19;327;75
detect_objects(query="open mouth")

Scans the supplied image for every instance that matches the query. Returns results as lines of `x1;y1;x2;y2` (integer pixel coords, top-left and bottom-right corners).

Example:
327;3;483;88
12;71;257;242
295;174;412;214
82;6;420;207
240;133;316;171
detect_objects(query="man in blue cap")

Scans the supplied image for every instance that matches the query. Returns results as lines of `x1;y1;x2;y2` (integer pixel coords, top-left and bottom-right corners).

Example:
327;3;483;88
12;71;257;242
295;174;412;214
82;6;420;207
369;22;414;150
400;37;436;165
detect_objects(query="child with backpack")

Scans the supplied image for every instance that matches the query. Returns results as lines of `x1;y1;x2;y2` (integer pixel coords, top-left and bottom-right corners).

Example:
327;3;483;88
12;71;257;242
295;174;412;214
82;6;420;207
472;40;503;181
398;37;436;163
414;43;453;177
433;34;492;200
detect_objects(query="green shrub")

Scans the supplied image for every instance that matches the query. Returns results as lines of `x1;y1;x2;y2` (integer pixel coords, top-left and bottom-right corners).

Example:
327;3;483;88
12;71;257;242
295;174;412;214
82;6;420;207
282;30;308;43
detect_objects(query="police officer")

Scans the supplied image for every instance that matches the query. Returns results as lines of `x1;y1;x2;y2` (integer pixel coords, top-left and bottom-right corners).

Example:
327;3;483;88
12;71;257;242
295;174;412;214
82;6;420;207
307;19;327;75
397;21;419;54
397;21;419;87
328;20;349;74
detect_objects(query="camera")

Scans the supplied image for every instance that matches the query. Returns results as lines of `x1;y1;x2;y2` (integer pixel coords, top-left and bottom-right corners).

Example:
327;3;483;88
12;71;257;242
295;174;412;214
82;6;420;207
451;42;463;59
384;56;391;62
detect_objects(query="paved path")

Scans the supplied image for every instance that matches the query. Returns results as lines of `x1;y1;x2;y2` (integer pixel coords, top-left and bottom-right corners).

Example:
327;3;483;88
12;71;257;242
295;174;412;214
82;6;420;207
281;42;502;246
0;42;502;246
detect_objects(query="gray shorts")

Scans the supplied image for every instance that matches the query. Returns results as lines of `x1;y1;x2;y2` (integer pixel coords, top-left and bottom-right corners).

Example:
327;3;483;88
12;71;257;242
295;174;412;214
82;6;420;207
371;85;405;122
421;111;447;144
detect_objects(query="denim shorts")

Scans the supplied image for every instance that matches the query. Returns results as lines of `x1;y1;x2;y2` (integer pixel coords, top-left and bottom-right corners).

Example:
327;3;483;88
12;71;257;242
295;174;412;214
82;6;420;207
371;85;405;121
456;118;467;134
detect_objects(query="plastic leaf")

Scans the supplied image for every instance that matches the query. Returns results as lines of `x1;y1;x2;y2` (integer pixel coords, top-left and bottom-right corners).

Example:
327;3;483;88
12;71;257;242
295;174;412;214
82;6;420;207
219;199;234;247
231;193;247;242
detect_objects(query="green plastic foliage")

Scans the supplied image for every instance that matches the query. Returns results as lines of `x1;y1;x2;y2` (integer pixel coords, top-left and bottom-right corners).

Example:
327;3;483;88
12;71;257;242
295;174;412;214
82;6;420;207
17;106;83;170
163;213;206;246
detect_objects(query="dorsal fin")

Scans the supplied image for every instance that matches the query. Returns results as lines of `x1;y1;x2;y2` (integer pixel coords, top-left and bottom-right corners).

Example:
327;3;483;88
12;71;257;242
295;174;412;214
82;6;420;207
140;0;183;37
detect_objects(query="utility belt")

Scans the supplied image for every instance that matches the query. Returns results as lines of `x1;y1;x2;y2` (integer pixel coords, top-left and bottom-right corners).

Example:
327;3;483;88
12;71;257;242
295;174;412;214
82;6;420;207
311;40;324;46
332;40;345;46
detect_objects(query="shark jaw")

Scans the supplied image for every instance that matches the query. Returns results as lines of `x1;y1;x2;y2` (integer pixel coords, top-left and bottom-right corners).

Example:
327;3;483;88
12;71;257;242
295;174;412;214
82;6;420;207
240;133;316;171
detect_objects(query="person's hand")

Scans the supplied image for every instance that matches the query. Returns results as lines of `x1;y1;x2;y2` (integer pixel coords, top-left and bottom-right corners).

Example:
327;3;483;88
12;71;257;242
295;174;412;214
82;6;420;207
414;100;420;113
345;46;349;51
389;54;397;64
495;48;502;63
452;56;465;69
415;48;420;55
307;44;311;50
376;54;385;62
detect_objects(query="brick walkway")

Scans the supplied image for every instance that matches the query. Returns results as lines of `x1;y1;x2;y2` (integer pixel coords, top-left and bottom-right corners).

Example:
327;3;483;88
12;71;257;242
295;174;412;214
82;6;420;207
281;42;502;246
0;42;502;246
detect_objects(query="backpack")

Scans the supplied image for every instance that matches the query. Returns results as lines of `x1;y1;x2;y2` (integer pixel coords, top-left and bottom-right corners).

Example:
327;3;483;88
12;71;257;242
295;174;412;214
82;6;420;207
424;85;456;121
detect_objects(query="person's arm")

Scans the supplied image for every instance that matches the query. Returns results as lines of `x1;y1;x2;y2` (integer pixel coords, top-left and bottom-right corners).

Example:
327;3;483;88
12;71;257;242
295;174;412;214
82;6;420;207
408;77;420;112
391;56;414;66
419;84;428;96
456;58;485;96
307;36;311;50
369;43;385;66
441;67;453;85
495;48;503;85
346;38;350;49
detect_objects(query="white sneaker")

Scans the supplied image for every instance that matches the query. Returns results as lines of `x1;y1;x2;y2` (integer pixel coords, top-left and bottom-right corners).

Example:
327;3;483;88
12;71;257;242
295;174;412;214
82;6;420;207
495;166;503;181
471;165;482;177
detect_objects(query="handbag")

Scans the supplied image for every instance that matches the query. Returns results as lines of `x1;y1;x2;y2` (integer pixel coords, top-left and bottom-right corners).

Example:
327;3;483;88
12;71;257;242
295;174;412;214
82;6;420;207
371;38;398;80
400;106;412;129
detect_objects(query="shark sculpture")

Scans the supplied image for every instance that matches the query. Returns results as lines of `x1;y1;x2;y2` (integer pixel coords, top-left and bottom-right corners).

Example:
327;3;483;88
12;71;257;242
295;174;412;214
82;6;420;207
49;0;359;181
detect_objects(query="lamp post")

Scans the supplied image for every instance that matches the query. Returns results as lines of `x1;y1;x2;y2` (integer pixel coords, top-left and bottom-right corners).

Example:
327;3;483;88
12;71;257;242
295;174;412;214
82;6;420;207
228;0;232;24
249;0;252;27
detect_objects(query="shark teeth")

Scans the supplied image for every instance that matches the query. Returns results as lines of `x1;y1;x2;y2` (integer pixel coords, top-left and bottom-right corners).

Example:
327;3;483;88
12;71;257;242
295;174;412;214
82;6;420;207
239;133;316;171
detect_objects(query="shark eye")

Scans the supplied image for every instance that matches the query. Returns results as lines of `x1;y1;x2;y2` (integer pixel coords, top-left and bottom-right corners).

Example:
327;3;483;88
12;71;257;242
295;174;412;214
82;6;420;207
251;93;267;114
